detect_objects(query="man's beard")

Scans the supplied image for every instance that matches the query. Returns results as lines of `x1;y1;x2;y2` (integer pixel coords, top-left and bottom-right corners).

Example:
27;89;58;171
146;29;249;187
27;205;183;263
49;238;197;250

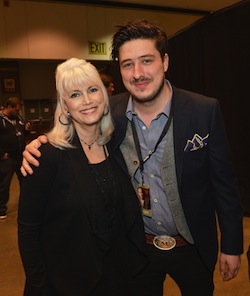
132;78;165;105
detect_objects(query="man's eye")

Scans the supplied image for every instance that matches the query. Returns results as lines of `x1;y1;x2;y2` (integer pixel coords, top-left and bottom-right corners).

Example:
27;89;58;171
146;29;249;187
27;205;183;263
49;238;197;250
121;62;132;69
143;59;151;64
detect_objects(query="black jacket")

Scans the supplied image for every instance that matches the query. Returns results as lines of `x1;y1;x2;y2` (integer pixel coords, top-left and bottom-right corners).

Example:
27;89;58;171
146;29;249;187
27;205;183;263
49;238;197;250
0;112;28;158
109;86;243;272
18;135;147;296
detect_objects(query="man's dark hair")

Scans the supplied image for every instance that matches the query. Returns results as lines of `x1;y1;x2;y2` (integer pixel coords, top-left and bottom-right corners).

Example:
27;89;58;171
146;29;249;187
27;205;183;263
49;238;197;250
99;73;113;88
111;19;168;61
5;97;22;108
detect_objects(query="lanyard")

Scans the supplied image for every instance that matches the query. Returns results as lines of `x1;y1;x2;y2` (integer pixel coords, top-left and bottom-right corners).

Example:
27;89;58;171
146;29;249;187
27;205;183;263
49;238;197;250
1;114;22;137
1;114;16;125
131;103;173;184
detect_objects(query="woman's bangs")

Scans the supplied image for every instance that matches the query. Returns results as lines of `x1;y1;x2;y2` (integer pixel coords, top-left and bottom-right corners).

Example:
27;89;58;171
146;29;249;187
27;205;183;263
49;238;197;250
59;63;100;97
61;68;87;95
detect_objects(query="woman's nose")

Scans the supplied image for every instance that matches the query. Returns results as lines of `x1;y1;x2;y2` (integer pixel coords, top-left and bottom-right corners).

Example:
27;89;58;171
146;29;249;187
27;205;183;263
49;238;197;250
82;94;91;104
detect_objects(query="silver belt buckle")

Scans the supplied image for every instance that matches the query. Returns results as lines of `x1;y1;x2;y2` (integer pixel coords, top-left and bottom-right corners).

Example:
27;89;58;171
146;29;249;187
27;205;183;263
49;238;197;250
153;235;176;250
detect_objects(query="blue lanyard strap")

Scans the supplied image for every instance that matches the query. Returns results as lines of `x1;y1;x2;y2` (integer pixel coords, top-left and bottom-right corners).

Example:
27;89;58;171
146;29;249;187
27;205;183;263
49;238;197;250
131;103;173;183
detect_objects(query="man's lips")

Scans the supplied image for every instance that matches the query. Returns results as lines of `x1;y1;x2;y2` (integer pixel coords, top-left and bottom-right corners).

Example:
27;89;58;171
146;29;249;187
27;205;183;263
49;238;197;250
133;81;150;89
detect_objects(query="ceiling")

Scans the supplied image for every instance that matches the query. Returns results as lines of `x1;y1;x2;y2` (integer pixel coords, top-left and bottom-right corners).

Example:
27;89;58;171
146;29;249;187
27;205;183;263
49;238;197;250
47;0;244;16
99;0;243;13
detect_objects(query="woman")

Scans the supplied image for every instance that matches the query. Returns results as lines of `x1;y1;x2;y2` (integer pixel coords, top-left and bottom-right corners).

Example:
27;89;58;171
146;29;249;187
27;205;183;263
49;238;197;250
18;58;147;296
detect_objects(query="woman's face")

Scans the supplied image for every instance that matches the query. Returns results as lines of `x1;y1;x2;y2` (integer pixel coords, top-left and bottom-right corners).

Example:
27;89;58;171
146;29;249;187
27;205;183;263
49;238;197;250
63;83;105;129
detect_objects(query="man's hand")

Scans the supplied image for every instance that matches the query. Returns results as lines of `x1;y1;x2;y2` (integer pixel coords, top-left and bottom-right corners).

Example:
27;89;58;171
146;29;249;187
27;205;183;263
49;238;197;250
220;252;241;281
21;135;48;176
25;122;32;131
0;153;8;160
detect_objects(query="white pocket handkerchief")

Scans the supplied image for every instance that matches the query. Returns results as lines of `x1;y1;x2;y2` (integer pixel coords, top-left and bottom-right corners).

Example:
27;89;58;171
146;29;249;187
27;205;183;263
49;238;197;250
184;133;209;152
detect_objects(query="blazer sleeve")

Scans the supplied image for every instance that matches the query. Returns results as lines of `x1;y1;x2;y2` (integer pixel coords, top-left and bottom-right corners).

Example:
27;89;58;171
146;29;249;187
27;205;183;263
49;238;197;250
208;99;243;255
173;87;243;262
18;143;60;296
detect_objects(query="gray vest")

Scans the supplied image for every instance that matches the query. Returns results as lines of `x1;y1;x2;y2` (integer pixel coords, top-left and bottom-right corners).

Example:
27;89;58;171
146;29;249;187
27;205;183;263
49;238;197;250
120;120;194;244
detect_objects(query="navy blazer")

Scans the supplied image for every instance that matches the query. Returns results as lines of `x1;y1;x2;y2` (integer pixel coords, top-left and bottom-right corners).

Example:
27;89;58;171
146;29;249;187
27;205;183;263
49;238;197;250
109;86;243;272
18;135;147;296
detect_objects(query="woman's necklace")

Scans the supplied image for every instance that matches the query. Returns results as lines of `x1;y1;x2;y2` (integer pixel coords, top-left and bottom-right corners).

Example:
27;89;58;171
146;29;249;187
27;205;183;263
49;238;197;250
80;135;99;150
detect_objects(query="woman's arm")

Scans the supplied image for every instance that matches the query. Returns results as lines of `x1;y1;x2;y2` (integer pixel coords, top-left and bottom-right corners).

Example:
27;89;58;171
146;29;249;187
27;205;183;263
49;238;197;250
18;144;57;295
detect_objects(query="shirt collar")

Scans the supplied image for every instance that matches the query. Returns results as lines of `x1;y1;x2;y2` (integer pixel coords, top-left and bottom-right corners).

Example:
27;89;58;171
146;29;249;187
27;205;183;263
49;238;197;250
126;79;173;121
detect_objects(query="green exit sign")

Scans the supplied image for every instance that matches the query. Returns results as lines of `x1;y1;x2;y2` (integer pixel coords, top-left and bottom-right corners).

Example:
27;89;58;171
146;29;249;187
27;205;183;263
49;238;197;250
89;42;106;55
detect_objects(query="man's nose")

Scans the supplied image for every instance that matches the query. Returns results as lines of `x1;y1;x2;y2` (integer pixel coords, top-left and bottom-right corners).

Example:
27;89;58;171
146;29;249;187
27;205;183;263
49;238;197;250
133;63;144;80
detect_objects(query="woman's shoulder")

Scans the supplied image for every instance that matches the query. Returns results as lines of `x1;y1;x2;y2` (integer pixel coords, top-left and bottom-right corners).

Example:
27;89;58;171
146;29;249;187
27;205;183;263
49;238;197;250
39;141;59;153
38;142;65;165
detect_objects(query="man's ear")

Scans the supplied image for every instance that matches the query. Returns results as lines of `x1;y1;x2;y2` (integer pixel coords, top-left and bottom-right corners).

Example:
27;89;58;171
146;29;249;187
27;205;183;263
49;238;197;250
163;53;169;73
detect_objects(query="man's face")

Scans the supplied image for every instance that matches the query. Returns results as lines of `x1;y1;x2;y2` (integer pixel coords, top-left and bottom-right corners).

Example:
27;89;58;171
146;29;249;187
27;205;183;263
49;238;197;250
118;39;168;103
107;82;115;96
9;104;21;117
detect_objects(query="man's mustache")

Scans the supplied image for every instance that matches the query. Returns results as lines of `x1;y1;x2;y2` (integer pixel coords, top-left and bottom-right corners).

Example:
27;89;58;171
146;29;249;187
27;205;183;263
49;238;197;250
132;77;150;83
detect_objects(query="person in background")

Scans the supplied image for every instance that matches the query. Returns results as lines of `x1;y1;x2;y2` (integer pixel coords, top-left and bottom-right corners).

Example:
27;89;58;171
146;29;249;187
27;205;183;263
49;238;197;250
0;97;31;219
18;58;147;296
21;20;243;296
100;73;115;96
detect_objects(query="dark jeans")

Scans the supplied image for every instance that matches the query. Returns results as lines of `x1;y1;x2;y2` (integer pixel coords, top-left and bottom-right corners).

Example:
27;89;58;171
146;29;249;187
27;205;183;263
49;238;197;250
0;157;23;215
130;243;214;296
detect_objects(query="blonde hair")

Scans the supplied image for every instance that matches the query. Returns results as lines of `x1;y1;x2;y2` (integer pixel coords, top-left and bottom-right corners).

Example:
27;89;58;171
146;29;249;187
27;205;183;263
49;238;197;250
47;58;114;149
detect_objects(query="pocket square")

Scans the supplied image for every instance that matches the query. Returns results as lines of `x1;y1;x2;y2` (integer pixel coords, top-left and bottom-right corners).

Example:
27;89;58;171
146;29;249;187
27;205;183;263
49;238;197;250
184;133;209;152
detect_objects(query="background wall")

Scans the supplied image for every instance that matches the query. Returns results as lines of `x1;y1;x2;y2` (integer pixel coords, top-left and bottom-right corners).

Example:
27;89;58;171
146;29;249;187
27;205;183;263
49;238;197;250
0;0;203;60
0;0;205;114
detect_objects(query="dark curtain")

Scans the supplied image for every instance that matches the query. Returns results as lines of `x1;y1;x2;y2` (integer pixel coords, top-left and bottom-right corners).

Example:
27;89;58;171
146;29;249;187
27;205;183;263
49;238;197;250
167;0;250;213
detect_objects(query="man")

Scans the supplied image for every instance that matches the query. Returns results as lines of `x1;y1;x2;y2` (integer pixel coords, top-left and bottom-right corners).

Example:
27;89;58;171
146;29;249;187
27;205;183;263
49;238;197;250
100;73;115;96
0;97;31;219
21;20;243;295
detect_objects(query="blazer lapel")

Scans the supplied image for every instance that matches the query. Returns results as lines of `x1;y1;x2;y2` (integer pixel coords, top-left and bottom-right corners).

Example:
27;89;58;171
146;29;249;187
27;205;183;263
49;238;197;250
119;121;139;179
110;92;132;174
110;92;130;152
172;86;191;187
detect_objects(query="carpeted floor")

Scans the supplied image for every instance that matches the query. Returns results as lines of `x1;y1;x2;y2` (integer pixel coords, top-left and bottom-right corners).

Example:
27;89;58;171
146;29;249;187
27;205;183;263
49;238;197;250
1;175;249;295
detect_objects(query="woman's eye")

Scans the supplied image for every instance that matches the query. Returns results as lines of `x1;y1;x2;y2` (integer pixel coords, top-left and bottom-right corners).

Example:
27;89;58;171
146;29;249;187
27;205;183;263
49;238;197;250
89;87;98;93
70;92;80;98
